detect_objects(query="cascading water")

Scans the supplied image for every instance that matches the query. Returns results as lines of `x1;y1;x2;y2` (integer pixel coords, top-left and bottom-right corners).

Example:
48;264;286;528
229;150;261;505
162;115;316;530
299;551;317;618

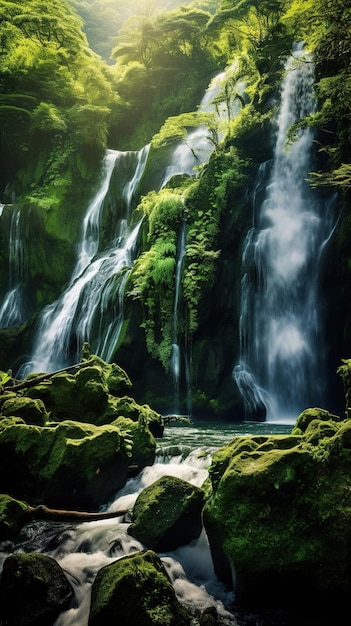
0;443;236;626
165;67;244;414
22;146;149;375
233;49;336;422
0;208;27;328
161;66;243;188
170;219;187;414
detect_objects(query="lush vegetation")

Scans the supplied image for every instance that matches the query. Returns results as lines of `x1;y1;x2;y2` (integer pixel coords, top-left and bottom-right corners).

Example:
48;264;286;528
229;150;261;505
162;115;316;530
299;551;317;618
1;0;351;407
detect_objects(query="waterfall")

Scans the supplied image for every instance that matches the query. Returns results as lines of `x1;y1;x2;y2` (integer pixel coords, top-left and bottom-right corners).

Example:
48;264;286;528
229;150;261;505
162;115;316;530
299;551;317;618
160;66;243;188
0;208;27;328
22;146;149;375
233;49;336;422
170;220;187;414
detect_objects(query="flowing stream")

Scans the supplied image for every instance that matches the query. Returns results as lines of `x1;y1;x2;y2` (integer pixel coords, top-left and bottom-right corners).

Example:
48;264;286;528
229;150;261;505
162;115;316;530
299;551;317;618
0;421;290;626
233;50;336;422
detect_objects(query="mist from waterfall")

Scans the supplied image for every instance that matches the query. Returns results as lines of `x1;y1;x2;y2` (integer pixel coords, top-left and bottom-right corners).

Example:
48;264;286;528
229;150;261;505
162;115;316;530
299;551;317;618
233;49;336;422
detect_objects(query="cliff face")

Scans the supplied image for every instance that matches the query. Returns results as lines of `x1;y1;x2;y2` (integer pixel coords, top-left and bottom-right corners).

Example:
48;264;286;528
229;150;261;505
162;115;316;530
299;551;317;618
0;84;348;420
1;1;350;420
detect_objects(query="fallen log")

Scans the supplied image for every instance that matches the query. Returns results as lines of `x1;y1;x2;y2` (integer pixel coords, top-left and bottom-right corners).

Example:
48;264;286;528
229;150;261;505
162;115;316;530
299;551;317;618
7;362;92;393
26;504;129;523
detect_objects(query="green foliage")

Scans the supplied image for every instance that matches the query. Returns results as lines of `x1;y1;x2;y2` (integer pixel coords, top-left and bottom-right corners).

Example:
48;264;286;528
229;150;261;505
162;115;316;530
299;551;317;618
129;191;183;368
283;0;351;190
0;0;119;201
30;102;67;133
152;111;217;152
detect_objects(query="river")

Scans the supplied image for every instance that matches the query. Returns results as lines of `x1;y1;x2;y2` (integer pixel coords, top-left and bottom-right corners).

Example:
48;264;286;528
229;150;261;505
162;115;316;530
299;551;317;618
0;419;295;626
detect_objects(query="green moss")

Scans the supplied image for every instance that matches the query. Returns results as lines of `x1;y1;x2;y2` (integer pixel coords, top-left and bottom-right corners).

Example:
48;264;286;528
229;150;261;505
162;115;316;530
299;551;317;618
203;417;351;604
0;494;28;538
292;407;343;435
89;550;190;626
128;475;204;551
112;416;156;475
0;419;129;508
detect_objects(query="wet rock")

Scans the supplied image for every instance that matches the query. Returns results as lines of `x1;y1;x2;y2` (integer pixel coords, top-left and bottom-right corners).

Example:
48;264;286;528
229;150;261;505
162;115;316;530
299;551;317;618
88;549;191;626
128;475;205;551
0;494;28;539
112;415;156;476
1;396;49;426
203;413;351;619
0;419;129;509
0;552;73;626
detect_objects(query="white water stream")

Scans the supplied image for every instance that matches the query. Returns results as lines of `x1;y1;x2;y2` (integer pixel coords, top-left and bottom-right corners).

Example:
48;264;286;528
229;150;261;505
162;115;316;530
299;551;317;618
0;442;238;626
233;49;336;422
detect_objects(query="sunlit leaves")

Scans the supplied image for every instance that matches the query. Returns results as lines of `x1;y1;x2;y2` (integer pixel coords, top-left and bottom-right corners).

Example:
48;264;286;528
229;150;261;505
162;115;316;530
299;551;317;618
30;102;67;133
152;111;216;149
112;5;212;68
1;0;86;59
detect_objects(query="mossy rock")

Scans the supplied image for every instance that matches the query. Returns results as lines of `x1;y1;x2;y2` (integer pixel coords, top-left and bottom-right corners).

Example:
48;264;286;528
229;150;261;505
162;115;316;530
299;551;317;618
24;373;77;420
96;395;164;437
106;395;164;436
0;494;28;538
128;475;205;552
1;396;49;426
0;420;129;509
292;407;343;435
337;359;351;418
81;351;132;396
203;422;351;614
112;416;156;476
0;552;73;626
74;365;109;420
88;549;191;626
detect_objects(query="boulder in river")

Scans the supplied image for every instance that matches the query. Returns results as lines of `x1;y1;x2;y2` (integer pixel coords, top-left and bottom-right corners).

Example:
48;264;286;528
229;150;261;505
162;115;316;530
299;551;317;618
128;475;205;551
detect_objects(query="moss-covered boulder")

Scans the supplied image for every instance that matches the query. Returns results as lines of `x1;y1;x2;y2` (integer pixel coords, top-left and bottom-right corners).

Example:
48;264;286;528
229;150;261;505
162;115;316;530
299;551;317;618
113;416;156;476
291;406;343;434
128;476;205;551
74;365;109;420
88;549;191;626
0;494;28;538
23;359;163;434
108;395;164;436
203;414;351;617
1;396;49;426
0;552;73;626
0;420;129;509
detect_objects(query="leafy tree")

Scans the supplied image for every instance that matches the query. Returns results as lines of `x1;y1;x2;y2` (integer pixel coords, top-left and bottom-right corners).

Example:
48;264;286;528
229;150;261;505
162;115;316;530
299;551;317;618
0;0;120;200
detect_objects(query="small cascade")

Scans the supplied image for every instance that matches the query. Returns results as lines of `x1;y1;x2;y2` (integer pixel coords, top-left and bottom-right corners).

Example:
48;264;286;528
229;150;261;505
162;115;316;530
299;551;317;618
0;208;27;327
233;48;336;422
22;146;150;375
161;67;243;188
170;220;187;414
0;447;235;626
